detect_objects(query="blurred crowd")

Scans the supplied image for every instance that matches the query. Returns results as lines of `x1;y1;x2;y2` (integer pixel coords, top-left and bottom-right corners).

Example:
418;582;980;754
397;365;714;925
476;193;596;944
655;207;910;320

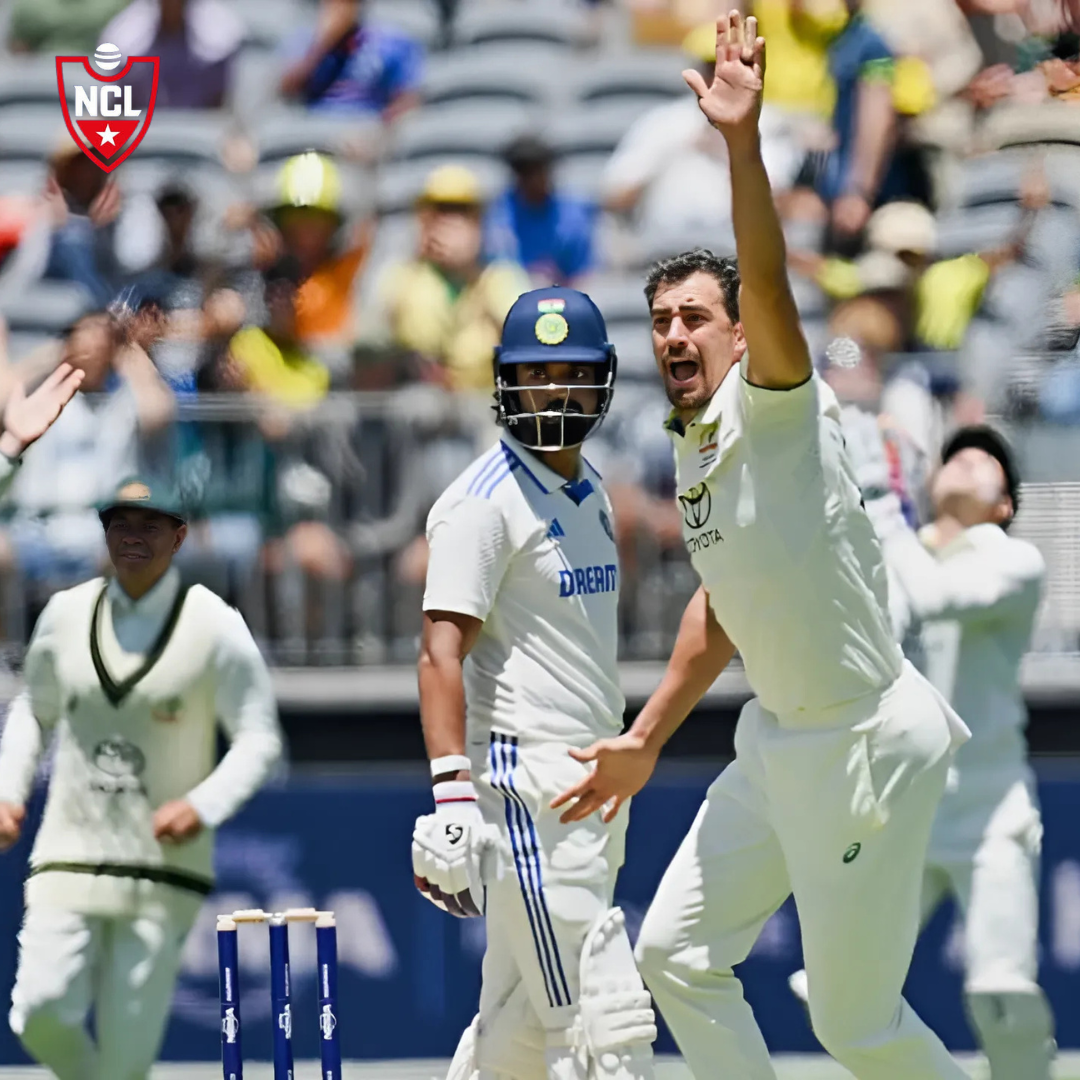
0;0;1079;664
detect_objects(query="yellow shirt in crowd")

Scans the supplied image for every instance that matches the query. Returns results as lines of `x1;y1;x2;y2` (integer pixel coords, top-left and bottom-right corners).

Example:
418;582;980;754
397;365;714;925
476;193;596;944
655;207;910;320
376;259;530;391
755;0;843;119
229;327;331;407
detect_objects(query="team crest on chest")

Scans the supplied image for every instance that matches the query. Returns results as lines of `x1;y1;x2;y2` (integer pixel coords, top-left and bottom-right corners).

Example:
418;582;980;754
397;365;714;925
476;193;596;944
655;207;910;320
698;424;719;470
151;695;184;723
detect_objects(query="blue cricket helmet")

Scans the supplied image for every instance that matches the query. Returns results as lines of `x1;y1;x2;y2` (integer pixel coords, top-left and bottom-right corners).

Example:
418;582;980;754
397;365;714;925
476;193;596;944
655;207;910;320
493;286;617;450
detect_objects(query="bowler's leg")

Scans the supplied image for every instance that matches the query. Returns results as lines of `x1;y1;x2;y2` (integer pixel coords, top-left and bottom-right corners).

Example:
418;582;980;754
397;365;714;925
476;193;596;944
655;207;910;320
635;707;788;1080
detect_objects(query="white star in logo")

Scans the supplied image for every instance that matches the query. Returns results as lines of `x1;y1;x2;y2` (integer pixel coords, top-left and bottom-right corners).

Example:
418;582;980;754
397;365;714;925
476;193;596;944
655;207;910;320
98;125;119;147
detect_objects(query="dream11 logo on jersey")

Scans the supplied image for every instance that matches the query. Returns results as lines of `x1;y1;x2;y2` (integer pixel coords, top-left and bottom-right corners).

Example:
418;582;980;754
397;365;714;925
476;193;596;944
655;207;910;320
56;43;159;172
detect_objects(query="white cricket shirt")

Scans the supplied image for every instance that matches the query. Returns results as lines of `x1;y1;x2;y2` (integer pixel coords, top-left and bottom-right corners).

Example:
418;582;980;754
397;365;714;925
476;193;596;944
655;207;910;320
882;520;1044;775
669;358;904;718
0;567;283;915
423;432;623;745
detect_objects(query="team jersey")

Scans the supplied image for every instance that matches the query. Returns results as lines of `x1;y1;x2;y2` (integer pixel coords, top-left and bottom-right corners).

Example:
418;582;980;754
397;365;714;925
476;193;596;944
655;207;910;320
423;432;623;745
0;570;282;915
882;521;1045;776
669;358;904;718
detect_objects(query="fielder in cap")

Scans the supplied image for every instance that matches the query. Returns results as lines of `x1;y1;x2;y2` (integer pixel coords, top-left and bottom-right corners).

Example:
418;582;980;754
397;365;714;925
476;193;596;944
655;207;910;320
554;13;971;1080
789;420;1054;1078
0;474;283;1079
413;287;657;1080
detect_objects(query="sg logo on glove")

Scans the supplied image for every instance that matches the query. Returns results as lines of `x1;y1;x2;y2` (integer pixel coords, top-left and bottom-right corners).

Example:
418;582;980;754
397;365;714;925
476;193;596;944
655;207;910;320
411;814;494;918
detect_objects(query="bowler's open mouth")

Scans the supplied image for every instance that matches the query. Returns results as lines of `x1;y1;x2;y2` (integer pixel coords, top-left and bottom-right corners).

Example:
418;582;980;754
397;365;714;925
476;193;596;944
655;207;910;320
668;359;699;384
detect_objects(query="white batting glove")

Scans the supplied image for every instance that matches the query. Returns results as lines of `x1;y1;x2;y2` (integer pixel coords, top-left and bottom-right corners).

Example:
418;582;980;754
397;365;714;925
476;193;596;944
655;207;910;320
412;782;494;918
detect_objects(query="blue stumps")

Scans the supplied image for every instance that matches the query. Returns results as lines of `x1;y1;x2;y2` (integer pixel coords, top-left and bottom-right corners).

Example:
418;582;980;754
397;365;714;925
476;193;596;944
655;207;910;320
217;916;243;1080
269;916;295;1080
316;914;343;1080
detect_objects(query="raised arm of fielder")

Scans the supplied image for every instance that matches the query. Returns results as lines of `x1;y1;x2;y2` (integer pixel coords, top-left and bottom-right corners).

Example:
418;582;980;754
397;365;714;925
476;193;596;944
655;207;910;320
684;11;811;391
0;363;84;501
552;586;735;824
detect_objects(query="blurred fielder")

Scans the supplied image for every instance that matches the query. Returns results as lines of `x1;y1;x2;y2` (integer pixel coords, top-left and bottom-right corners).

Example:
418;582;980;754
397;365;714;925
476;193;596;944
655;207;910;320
788;418;1054;1079
0;476;283;1079
553;13;972;1080
412;287;656;1080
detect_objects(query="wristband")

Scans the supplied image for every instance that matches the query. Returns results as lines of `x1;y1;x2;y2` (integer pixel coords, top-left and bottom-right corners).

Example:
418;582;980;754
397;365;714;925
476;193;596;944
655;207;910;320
430;754;471;778
433;780;478;807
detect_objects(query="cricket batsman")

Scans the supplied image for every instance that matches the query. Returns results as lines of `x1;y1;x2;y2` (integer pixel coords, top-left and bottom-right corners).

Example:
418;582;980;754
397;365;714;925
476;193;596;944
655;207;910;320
553;13;973;1079
412;287;657;1080
788;419;1054;1079
0;475;283;1079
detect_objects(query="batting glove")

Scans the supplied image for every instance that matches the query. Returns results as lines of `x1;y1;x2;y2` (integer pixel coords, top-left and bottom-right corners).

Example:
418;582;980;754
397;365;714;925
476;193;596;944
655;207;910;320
412;782;494;918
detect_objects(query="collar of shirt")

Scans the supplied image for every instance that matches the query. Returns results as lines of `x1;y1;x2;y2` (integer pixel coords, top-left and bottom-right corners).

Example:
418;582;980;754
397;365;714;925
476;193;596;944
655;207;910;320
665;356;745;445
499;431;598;501
107;565;181;622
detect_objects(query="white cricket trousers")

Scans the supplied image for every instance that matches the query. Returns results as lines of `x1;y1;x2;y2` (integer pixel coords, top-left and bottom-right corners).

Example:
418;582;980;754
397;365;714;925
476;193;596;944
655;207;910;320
470;731;629;1080
636;662;971;1080
9;895;201;1080
924;771;1043;994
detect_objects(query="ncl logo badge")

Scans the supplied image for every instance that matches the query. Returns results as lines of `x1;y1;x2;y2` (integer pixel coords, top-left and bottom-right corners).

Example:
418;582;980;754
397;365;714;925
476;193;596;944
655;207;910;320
56;44;159;172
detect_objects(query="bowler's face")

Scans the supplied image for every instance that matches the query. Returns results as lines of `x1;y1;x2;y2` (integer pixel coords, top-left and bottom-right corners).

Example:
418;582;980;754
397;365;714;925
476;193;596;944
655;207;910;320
650;272;746;419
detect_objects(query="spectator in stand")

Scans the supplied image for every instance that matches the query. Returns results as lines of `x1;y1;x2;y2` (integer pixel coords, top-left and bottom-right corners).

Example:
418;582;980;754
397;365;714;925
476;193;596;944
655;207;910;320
40;136;124;308
601;23;802;248
224;153;372;365
750;0;847;121
0;310;174;591
100;0;245;110
225;258;331;409
131;181;220;314
280;0;423;123
793;181;1049;354
485;136;597;287
813;0;902;249
360;165;529;391
7;0;126;53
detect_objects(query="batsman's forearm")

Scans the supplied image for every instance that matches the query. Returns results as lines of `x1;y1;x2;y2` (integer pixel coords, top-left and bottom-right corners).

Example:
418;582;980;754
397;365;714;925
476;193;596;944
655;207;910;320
629;588;736;752
418;652;469;765
728;133;788;291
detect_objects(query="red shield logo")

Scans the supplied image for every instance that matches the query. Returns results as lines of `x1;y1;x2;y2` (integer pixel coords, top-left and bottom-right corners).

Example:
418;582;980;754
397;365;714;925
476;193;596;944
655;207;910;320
56;52;159;173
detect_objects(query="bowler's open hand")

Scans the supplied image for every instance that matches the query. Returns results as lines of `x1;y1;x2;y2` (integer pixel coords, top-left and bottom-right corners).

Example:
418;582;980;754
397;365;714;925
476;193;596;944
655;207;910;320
551;733;659;824
683;10;765;139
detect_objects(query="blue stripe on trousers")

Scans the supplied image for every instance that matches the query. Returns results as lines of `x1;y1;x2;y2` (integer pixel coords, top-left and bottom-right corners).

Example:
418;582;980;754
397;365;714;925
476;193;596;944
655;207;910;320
490;733;563;1007
504;738;572;1005
491;734;572;1006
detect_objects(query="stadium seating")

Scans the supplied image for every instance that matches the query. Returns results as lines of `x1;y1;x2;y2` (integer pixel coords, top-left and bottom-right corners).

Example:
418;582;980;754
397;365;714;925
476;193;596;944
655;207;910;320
389;101;531;162
422;47;555;108
453;3;587;49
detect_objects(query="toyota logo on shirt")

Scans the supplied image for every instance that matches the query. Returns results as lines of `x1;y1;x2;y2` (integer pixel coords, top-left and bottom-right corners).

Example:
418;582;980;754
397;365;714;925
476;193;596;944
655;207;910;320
679;484;712;529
